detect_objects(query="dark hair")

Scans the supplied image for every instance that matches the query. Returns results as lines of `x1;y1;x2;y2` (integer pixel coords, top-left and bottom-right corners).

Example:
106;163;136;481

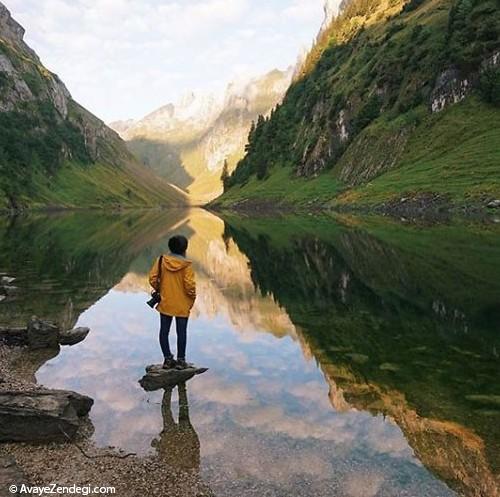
168;235;188;255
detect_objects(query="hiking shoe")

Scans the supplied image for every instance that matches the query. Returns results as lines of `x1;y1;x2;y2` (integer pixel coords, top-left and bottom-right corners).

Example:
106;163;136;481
162;357;176;369
175;359;192;370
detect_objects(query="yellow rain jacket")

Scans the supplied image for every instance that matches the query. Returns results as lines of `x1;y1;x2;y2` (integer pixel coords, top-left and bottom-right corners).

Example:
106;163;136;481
148;255;196;318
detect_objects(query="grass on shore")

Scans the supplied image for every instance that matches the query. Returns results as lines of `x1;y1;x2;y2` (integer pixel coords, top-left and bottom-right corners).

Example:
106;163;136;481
1;161;187;210
216;98;500;210
214;166;342;208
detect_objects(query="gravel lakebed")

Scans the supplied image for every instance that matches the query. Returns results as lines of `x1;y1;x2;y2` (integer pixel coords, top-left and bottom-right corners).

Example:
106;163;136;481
0;345;214;497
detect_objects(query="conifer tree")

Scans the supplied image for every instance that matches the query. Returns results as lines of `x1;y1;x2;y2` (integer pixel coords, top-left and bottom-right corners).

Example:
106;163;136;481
221;159;230;191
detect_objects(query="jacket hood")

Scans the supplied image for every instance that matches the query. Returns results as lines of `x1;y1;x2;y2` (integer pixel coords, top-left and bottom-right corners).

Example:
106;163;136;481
163;255;192;272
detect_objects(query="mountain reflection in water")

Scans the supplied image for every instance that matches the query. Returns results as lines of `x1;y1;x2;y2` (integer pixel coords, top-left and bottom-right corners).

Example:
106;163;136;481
1;209;498;497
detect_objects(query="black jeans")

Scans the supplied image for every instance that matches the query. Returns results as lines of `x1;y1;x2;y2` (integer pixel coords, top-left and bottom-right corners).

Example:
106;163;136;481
160;314;188;360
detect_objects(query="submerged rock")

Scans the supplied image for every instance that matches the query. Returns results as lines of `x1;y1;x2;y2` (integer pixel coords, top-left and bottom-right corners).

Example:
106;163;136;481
345;353;369;364
58;327;90;346
139;365;208;392
379;362;400;372
0;389;93;442
465;394;500;408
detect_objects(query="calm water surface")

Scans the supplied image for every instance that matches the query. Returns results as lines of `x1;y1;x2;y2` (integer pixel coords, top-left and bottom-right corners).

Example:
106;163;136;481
1;209;499;497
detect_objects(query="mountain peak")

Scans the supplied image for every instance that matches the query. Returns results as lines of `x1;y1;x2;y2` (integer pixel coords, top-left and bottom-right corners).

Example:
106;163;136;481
175;91;221;123
129;92;221;136
320;0;339;34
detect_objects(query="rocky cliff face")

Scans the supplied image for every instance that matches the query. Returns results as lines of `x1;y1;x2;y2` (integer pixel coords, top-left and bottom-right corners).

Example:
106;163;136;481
0;6;69;126
0;2;116;160
0;5;61;111
203;69;293;172
430;50;500;113
0;2;186;209
110;68;293;203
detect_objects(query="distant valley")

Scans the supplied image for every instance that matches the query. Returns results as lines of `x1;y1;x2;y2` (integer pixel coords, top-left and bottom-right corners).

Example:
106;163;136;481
110;68;293;203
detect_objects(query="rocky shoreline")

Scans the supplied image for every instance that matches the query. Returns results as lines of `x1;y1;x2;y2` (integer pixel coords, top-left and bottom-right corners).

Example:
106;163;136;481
211;193;500;222
3;192;500;222
355;193;500;221
1;441;213;497
0;314;213;497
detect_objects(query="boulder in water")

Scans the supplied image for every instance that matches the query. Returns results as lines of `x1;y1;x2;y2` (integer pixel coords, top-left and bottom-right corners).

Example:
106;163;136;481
0;389;93;442
139;364;208;391
0;319;90;348
345;353;369;364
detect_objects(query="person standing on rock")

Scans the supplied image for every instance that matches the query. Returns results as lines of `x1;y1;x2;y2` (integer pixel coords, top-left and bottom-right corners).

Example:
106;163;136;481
148;235;196;370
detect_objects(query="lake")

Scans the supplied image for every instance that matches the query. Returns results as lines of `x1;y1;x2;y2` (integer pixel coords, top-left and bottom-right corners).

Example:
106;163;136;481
0;209;499;497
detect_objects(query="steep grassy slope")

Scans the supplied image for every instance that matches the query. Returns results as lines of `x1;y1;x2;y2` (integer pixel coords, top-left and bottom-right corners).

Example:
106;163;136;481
218;0;500;210
335;97;500;206
0;3;187;210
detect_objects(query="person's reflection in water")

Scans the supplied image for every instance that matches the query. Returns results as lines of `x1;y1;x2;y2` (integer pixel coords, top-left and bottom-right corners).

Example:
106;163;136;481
151;382;200;472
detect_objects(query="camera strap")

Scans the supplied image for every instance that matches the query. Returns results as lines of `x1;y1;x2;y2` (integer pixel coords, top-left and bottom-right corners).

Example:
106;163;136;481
158;255;163;285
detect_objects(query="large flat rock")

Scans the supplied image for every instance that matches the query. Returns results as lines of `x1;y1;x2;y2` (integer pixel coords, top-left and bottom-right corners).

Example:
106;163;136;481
0;389;94;442
58;327;90;346
139;365;208;391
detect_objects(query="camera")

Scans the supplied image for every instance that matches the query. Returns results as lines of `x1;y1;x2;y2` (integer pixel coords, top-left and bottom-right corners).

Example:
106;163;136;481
147;291;161;308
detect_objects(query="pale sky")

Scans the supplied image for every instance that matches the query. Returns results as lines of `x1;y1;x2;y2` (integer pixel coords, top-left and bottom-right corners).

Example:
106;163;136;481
5;0;326;122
